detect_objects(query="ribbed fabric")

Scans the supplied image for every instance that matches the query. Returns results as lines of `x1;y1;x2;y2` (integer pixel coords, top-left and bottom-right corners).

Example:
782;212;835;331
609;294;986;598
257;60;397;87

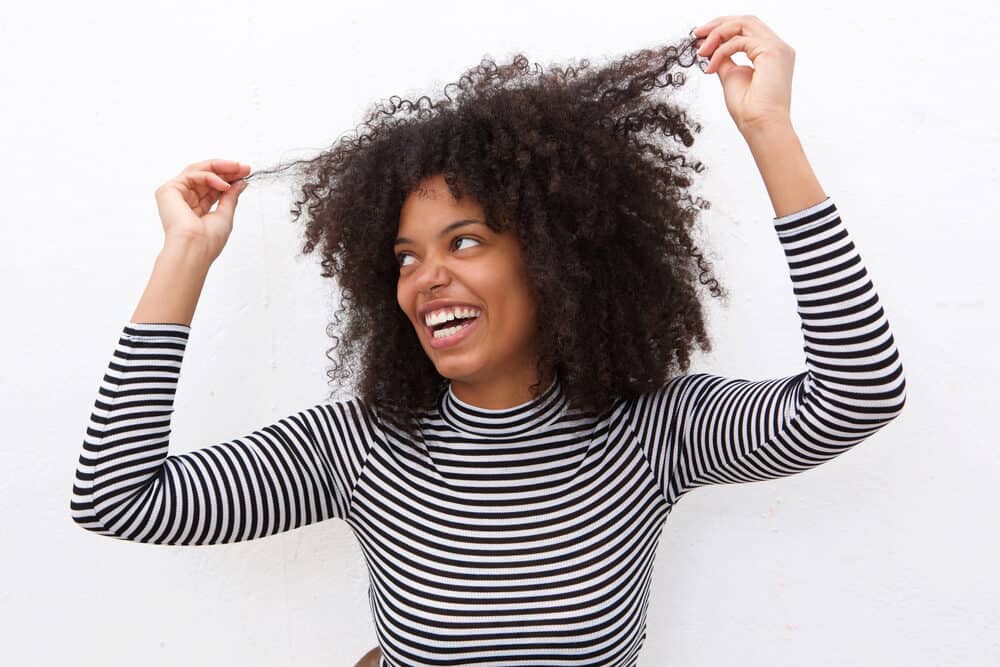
70;196;906;666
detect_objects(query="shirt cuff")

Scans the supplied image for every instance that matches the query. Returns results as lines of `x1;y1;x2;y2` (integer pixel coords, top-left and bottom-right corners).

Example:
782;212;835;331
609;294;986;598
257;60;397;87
123;321;192;342
772;196;837;237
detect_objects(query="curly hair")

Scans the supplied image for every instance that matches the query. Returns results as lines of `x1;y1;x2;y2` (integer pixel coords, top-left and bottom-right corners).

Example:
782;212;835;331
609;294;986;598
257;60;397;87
245;32;728;440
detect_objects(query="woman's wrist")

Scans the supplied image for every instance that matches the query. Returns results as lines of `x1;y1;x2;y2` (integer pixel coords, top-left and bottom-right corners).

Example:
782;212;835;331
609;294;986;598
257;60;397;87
130;243;213;326
740;120;827;219
161;233;216;267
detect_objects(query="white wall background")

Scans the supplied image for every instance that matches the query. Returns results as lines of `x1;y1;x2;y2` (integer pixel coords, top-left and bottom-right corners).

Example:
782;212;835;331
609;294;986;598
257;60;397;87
2;0;996;664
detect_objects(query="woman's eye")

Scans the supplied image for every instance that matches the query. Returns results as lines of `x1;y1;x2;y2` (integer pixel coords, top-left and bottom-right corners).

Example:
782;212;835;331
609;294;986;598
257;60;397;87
397;237;479;269
454;236;480;251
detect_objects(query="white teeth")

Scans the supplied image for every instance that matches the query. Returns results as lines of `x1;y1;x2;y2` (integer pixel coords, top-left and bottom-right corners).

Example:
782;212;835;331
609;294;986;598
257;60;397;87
433;319;475;339
424;306;481;327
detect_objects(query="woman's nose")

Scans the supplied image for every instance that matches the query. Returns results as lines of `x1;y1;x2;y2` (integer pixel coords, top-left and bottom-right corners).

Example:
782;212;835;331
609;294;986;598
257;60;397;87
414;256;451;293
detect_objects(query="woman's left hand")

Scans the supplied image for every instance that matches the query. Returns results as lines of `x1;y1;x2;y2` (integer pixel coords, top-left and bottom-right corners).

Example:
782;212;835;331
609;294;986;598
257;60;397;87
692;15;795;135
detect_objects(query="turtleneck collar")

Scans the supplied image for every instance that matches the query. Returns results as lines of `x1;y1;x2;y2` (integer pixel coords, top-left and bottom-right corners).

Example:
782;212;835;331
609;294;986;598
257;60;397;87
438;376;569;437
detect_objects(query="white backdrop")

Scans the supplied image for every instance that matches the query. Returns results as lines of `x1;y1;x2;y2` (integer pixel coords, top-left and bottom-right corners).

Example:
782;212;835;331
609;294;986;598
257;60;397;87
2;0;996;664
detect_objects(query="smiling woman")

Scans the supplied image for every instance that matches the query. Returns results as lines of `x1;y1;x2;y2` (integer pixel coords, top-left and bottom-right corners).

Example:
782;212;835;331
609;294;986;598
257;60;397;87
72;17;906;667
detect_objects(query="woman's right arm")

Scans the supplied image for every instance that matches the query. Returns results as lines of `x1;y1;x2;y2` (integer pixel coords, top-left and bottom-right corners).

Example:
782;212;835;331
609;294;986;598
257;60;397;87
69;159;379;545
70;321;378;544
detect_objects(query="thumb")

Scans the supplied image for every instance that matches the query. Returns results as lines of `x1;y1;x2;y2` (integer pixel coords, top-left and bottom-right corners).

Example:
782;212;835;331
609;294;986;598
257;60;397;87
215;179;247;219
716;59;752;89
716;62;752;111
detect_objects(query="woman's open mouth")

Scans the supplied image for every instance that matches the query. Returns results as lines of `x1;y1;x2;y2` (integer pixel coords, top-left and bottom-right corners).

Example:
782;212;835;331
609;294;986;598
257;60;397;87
426;314;480;350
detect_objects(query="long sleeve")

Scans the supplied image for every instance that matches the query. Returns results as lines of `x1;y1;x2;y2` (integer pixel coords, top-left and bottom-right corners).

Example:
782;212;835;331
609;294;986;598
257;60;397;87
627;197;907;506
70;322;379;545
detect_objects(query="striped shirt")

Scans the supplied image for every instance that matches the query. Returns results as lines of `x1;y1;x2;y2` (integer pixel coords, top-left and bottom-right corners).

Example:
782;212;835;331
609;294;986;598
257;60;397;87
70;196;907;666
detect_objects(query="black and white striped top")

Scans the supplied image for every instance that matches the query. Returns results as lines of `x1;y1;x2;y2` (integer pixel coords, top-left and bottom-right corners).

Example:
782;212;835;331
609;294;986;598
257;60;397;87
71;196;907;666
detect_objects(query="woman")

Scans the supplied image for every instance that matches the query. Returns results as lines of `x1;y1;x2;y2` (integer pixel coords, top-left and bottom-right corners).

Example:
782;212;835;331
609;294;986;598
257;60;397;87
71;16;907;667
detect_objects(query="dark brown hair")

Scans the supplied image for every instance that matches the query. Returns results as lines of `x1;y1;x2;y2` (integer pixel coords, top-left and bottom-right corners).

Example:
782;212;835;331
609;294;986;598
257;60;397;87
246;32;728;439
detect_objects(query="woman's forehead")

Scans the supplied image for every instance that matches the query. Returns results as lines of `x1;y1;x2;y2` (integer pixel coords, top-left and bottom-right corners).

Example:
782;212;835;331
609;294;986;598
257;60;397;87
399;182;484;233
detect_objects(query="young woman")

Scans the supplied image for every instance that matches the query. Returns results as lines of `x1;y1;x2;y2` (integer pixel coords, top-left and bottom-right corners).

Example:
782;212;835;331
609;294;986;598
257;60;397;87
71;16;907;667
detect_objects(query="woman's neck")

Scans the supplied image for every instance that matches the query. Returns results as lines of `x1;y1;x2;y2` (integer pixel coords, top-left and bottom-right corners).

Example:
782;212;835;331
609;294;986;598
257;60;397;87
449;365;556;410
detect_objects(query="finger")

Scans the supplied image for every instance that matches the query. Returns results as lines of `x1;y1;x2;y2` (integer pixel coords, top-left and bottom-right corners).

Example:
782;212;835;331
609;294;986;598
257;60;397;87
214;179;247;220
180;158;245;178
739;15;779;39
705;36;753;74
186;169;234;191
157;170;230;218
692;16;733;36
715;58;752;81
155;181;199;225
697;20;748;58
214;163;251;186
230;163;251;181
180;158;233;174
216;162;251;180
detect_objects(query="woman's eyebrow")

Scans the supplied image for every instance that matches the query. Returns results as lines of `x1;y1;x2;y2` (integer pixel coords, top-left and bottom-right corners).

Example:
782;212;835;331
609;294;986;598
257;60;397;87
394;219;484;247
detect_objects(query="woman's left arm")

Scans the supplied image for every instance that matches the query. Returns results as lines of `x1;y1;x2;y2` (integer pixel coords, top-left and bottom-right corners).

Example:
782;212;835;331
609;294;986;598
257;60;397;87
622;17;907;506
693;14;828;218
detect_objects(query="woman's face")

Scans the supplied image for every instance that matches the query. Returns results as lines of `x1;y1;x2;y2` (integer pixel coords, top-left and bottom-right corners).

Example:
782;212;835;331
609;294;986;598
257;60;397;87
395;174;541;392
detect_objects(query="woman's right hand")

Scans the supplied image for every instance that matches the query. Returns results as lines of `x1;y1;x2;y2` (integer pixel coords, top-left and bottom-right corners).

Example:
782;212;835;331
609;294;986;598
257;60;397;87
154;158;251;263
